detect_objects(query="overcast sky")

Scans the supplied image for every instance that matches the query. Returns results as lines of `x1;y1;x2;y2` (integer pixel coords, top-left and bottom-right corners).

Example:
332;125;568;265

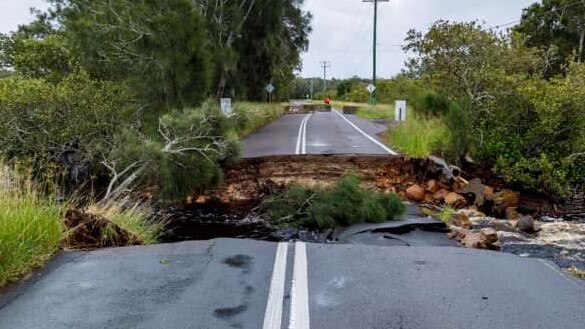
1;0;538;79
301;0;537;79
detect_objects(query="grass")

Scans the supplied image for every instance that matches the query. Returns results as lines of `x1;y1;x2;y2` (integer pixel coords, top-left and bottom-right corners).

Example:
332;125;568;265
0;165;163;289
567;267;585;280
388;113;451;157
261;174;406;229
233;102;285;137
439;206;455;223
86;200;164;245
0;167;64;288
330;101;395;120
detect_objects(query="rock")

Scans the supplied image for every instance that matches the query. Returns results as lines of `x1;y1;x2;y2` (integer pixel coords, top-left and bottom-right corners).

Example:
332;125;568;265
516;215;537;234
480;228;498;243
460;232;483;249
63;209;142;249
456;208;486;219
451;213;473;229
426;156;455;184
458;228;499;250
483;186;494;199
458;178;486;206
505;207;520;220
426;179;440;193
452;176;469;192
490;190;520;218
445;192;467;209
405;184;425;202
432;189;450;202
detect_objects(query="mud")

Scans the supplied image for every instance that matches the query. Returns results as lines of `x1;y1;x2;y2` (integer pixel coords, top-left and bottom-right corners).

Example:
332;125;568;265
209;155;580;218
213;155;455;201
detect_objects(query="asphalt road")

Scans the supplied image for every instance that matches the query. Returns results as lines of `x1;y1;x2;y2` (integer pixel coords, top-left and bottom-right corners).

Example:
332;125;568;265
1;239;583;329
2;110;584;329
242;110;397;158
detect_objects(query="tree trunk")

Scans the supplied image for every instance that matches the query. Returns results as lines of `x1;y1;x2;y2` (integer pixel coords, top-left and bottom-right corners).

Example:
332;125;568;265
579;29;585;63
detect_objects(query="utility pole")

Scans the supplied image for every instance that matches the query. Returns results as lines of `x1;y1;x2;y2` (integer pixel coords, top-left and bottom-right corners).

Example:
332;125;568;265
319;61;331;95
363;0;389;105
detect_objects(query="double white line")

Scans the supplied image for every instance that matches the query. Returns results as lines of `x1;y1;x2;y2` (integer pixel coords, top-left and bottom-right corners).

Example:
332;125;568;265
294;114;312;155
262;242;310;329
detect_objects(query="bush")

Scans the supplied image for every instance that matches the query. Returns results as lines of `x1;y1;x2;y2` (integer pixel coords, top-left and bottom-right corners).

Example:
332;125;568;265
414;92;451;117
0;166;64;288
106;102;239;202
261;175;406;229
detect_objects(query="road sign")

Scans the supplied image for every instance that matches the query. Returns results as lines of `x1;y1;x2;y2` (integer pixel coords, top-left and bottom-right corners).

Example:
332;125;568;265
395;100;407;122
265;83;275;94
220;98;233;116
367;84;376;94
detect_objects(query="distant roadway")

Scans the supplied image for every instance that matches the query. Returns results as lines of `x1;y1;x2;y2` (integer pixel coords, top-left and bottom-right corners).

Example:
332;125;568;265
242;109;398;157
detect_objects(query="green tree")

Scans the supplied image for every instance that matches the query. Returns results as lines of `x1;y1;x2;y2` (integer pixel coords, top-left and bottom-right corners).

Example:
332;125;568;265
233;0;312;101
404;20;585;195
49;0;212;111
515;0;585;73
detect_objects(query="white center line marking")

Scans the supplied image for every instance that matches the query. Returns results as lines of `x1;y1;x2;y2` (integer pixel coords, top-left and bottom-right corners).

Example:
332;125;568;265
262;242;289;329
332;109;399;155
295;114;310;155
301;114;311;155
289;242;310;329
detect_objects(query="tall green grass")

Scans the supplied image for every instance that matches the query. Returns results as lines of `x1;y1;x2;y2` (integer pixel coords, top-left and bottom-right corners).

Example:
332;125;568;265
0;168;64;288
233;102;285;137
388;114;451;157
330;101;395;120
87;201;163;245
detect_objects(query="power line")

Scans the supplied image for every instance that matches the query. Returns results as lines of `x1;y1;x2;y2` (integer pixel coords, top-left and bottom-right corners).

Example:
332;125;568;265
488;0;584;30
331;6;372;65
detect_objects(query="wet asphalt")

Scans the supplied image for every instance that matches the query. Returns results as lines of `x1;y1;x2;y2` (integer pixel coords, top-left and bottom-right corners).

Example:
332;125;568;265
2;109;584;329
242;110;392;158
1;239;584;329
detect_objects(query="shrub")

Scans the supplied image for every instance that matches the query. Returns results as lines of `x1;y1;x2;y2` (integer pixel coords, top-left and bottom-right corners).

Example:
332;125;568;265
414;91;451;117
261;175;406;229
106;102;239;202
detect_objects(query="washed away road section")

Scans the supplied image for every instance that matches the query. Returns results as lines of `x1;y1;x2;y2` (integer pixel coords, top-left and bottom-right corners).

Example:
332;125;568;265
1;239;583;329
242;110;398;158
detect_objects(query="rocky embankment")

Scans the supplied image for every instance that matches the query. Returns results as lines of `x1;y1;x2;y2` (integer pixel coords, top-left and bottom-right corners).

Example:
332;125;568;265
210;155;585;273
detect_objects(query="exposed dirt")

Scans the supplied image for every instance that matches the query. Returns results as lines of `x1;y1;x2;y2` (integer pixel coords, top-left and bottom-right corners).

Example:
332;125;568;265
63;209;143;249
205;155;577;218
212;155;455;201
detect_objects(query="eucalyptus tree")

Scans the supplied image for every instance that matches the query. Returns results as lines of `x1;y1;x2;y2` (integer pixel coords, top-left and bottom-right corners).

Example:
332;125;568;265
516;0;585;74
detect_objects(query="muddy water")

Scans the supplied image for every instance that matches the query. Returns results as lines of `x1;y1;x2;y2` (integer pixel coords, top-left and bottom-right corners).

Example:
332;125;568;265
159;201;452;247
159;201;333;243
